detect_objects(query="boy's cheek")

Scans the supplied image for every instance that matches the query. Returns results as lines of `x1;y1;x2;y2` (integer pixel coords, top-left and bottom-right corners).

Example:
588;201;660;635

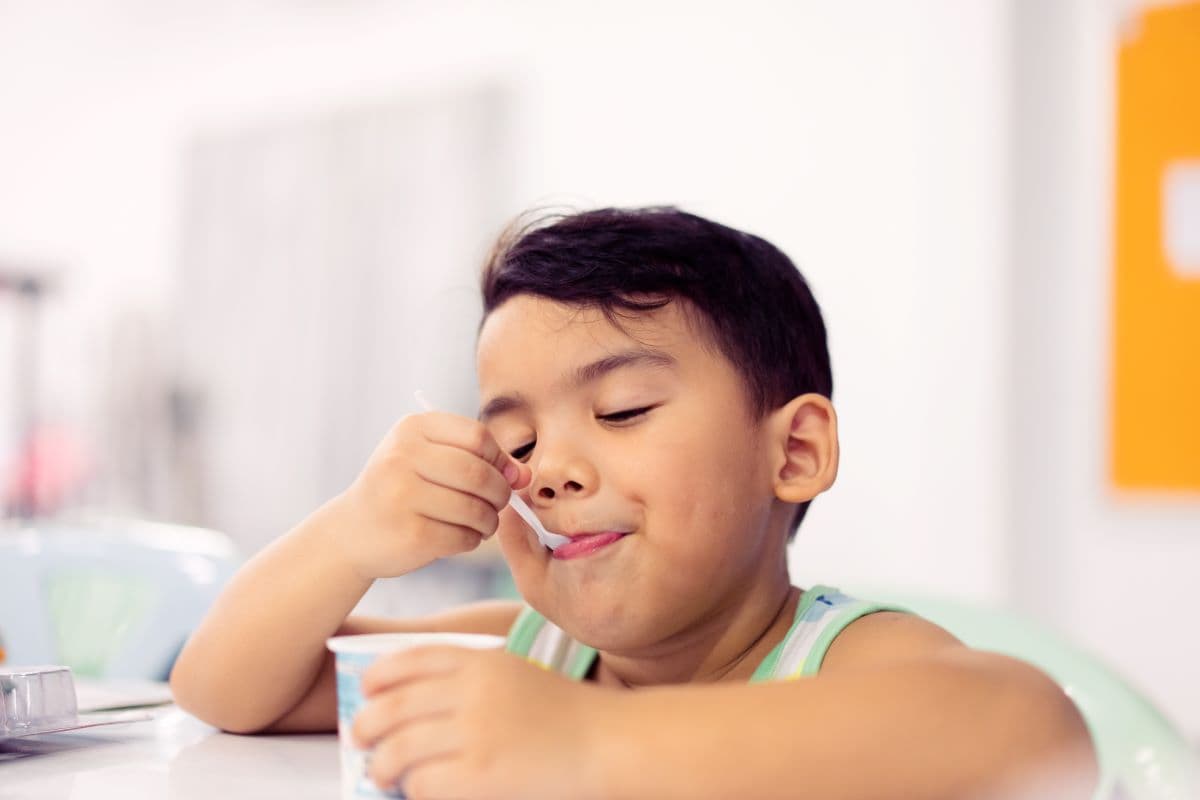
497;511;561;611
495;510;544;572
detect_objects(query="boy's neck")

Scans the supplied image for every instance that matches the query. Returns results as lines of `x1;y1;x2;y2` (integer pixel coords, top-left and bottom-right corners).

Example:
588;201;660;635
591;574;800;689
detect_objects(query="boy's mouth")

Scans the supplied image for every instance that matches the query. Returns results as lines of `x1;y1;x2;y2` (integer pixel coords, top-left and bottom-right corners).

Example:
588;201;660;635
550;530;630;560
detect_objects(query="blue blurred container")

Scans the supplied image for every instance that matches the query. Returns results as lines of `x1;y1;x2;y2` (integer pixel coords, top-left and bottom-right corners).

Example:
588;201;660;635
0;518;240;680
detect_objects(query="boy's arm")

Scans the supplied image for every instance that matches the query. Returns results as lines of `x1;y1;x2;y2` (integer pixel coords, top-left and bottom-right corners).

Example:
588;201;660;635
170;411;531;735
591;615;1097;800
170;497;370;734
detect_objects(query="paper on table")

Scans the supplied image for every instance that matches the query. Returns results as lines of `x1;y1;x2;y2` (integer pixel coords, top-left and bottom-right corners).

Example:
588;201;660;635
74;679;174;713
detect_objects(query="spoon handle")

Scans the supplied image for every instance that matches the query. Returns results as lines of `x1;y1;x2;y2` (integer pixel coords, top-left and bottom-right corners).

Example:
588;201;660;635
509;493;570;548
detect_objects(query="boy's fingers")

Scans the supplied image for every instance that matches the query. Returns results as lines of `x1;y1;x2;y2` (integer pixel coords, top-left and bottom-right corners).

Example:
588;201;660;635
417;412;524;488
509;461;532;490
352;681;456;748
410;484;499;539
367;717;460;793
415;445;512;511
361;646;471;695
414;516;488;553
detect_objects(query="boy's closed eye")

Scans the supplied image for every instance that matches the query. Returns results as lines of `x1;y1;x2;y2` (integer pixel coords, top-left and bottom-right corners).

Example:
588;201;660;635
597;404;657;424
505;405;659;461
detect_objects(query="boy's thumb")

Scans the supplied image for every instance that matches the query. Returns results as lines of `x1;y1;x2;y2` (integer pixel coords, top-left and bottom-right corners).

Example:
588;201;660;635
503;459;531;490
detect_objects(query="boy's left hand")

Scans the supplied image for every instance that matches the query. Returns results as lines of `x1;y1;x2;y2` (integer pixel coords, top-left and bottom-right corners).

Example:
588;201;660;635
352;645;615;800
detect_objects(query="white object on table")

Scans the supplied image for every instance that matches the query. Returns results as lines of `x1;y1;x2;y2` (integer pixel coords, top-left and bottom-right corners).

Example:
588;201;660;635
74;678;175;713
0;667;155;741
0;705;341;800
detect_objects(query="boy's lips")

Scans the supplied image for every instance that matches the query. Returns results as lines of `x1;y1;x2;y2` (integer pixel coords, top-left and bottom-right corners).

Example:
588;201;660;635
550;530;630;560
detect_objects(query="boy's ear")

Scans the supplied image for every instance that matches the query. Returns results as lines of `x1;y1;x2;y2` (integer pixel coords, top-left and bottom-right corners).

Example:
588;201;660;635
768;393;839;504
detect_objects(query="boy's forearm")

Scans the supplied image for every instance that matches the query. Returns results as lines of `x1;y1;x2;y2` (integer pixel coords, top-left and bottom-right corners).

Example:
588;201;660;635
589;653;1095;800
170;495;373;733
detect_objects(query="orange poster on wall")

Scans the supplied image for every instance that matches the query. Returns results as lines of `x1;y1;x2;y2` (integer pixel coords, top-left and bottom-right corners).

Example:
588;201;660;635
1111;2;1200;492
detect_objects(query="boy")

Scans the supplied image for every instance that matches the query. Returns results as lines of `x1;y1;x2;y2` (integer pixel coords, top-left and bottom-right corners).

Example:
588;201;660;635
171;207;1096;799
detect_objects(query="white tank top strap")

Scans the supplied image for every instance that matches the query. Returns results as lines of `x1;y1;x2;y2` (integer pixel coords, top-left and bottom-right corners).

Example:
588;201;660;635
750;586;910;682
505;606;597;679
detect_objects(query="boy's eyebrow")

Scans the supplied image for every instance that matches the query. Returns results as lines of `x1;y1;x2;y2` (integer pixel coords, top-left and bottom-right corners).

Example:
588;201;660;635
573;348;676;387
478;348;677;421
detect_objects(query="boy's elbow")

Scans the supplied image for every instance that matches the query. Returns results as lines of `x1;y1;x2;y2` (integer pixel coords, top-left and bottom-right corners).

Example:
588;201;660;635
1044;684;1100;794
168;653;273;735
170;684;275;735
167;649;204;720
995;662;1100;798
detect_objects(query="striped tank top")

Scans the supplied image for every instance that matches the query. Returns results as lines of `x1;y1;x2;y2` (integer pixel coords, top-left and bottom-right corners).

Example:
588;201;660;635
504;586;906;682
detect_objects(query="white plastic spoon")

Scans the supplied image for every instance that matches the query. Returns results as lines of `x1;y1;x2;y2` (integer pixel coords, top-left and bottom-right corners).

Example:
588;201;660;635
414;392;569;551
506;492;570;550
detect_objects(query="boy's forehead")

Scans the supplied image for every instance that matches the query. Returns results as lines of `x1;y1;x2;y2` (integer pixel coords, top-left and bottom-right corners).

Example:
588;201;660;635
476;294;755;421
477;295;691;364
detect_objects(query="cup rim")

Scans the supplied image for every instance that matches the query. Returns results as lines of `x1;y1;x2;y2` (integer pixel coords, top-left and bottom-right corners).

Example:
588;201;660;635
325;632;505;655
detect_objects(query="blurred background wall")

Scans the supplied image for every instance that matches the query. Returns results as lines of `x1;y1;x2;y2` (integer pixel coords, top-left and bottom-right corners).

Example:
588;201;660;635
0;0;1196;737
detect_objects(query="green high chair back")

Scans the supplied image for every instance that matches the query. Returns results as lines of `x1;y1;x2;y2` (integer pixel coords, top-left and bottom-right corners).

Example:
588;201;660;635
858;589;1198;800
0;519;240;680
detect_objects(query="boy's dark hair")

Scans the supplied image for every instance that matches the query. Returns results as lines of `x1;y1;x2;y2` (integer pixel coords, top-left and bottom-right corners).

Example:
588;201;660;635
480;206;832;537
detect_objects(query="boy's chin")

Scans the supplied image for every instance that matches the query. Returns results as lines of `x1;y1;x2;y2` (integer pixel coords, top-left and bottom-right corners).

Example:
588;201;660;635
542;600;677;655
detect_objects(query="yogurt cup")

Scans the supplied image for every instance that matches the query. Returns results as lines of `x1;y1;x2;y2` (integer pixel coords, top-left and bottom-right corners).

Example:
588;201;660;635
326;632;504;799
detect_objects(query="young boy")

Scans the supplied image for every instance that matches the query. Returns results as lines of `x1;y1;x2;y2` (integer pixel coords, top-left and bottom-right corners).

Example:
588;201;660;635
171;207;1097;799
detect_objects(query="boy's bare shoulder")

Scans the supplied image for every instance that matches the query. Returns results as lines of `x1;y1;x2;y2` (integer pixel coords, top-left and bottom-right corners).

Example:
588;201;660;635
339;599;523;638
820;610;966;673
821;609;1060;691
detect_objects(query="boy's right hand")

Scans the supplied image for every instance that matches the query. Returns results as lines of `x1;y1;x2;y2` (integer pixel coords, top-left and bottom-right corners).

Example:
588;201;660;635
331;411;530;580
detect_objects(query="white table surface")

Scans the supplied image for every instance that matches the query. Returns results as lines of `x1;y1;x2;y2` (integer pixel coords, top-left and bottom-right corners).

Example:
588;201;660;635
1;706;342;799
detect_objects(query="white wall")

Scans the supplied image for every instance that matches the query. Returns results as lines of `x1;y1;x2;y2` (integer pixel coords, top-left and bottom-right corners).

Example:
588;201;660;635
0;0;1016;605
1011;0;1200;739
0;1;530;514
507;1;1014;606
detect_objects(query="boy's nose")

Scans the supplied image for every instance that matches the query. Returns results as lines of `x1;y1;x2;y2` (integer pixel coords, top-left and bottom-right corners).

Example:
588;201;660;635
535;479;585;500
529;447;597;503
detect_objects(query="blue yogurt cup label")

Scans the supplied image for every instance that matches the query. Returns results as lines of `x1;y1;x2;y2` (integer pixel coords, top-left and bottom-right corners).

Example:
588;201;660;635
334;652;396;798
327;632;504;800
